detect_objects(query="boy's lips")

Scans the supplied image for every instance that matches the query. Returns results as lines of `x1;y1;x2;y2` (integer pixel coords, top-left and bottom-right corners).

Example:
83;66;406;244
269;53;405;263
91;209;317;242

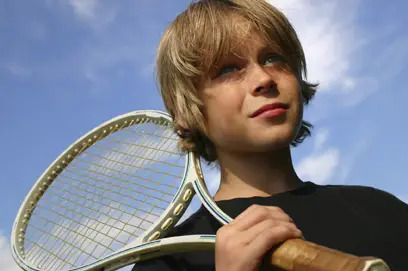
250;102;289;118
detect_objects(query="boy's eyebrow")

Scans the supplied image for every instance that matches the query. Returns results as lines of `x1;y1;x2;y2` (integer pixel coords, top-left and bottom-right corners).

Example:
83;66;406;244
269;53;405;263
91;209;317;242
214;44;283;64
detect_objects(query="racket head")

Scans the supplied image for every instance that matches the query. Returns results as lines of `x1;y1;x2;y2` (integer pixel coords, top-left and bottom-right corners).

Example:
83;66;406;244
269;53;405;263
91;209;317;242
10;110;201;271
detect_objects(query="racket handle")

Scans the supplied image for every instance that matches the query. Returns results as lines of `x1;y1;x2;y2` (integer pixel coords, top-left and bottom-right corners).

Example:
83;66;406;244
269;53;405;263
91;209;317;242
266;239;390;271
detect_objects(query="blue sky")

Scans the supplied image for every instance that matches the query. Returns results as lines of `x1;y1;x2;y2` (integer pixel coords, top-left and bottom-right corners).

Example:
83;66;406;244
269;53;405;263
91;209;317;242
1;0;407;269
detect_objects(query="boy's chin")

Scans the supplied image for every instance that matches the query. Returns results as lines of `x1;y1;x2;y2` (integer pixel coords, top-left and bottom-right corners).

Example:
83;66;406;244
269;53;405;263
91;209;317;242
214;127;299;153
250;138;293;152
250;129;297;148
229;136;296;153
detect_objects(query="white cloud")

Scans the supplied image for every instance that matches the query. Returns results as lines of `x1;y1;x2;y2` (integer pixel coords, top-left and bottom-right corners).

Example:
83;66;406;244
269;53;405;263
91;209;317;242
314;129;329;151
69;0;98;19
296;148;340;185
339;77;379;107
271;0;364;92
6;62;31;78
0;233;20;271
295;123;375;186
68;0;116;28
269;0;388;109
336;130;374;184
296;126;340;185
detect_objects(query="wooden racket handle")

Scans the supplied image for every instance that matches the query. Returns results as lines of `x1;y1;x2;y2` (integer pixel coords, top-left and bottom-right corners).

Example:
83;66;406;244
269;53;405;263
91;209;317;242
266;239;390;271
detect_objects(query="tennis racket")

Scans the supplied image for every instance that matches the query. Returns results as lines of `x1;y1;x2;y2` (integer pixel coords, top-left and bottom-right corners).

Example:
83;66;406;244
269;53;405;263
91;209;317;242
11;110;390;271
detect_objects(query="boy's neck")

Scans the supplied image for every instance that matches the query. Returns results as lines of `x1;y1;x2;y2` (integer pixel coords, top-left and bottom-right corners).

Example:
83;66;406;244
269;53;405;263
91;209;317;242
213;147;303;201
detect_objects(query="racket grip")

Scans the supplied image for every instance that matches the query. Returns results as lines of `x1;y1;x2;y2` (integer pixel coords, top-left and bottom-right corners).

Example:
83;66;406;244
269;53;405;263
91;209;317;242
266;239;390;271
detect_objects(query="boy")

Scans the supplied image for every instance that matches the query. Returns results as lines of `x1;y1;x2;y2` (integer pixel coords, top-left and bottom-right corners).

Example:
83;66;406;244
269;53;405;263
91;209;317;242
133;0;408;270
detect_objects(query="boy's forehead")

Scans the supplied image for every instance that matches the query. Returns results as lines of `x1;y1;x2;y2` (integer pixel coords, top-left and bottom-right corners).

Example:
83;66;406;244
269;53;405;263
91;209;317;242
210;24;281;62
229;30;268;52
225;16;269;46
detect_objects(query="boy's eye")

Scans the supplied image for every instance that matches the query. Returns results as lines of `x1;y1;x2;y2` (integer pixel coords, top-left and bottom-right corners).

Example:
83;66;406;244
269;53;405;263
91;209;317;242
216;65;239;77
263;54;282;65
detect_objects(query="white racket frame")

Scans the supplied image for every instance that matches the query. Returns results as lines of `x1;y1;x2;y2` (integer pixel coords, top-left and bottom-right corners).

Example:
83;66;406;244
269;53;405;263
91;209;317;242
11;110;232;271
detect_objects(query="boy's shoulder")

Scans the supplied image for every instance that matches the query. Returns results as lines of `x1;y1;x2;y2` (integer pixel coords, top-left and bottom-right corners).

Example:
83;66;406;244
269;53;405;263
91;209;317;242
314;182;408;216
320;182;405;203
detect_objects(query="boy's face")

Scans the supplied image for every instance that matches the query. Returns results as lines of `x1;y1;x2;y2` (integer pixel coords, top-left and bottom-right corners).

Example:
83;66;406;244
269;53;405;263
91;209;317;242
198;30;303;155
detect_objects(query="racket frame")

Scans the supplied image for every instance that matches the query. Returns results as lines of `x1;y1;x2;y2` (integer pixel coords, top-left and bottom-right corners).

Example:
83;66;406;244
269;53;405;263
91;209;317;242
11;110;230;271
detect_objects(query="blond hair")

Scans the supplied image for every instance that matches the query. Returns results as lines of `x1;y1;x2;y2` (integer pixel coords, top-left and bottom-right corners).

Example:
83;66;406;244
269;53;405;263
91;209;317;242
156;0;317;162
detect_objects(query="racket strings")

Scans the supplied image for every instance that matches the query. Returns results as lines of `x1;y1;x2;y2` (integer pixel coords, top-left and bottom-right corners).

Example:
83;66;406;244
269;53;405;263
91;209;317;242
24;206;101;269
36;175;157;236
62;163;174;210
39;178;153;234
84;140;184;180
25;178;125;269
106;128;182;159
23;118;186;270
72;147;180;191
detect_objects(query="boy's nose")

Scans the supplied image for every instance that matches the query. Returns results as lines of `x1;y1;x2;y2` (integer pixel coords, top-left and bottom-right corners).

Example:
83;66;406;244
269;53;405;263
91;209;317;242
250;66;277;96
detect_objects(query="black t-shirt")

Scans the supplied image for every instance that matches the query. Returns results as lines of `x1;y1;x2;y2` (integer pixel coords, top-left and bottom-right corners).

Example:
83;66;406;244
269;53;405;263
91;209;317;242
132;182;408;271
